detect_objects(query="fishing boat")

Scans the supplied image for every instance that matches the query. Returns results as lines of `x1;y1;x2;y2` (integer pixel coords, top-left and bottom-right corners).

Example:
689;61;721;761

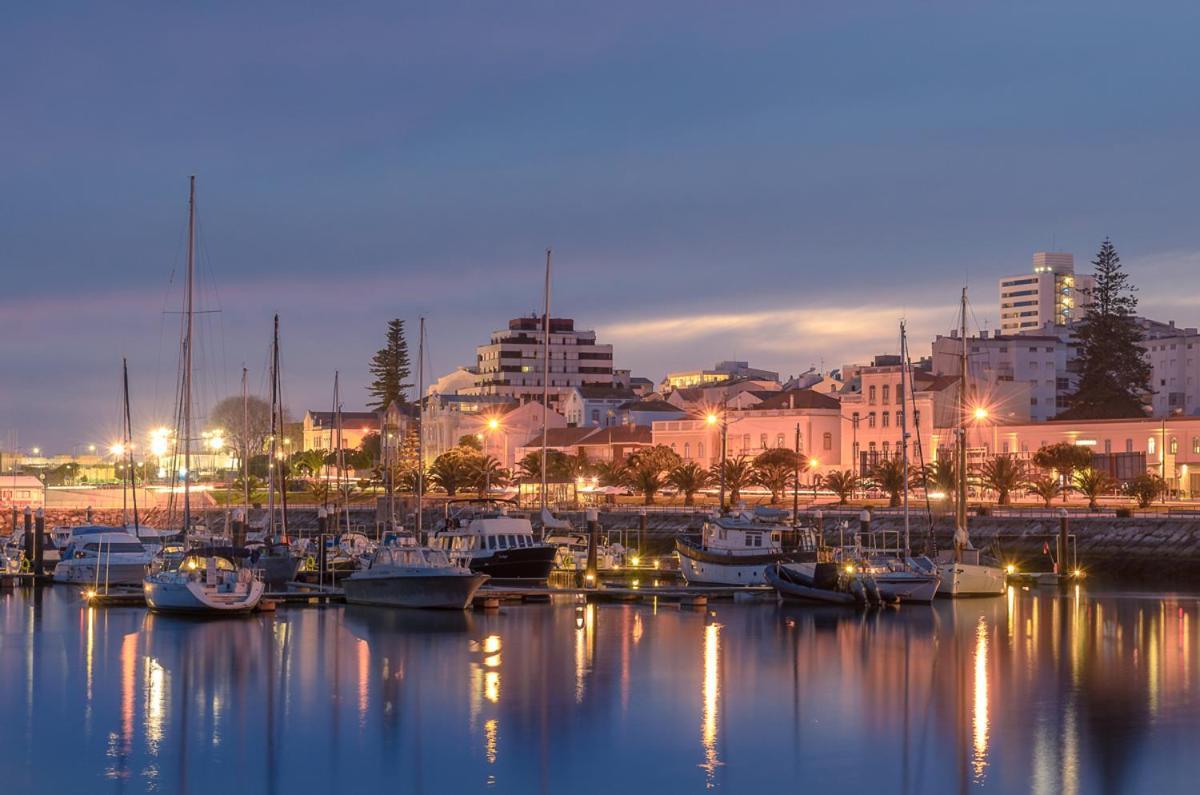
430;499;557;581
343;543;489;609
541;509;626;571
936;288;1006;597
53;526;155;585
676;510;817;586
144;549;265;614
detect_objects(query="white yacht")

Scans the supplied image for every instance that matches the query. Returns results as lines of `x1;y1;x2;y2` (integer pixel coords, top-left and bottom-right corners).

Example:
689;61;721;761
430;500;557;582
344;543;489;609
144;552;265;615
52;526;154;586
676;511;818;586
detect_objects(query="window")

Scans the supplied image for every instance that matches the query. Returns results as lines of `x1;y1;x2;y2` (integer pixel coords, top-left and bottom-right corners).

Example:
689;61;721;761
896;383;904;404
882;411;890;428
776;433;786;448
497;535;509;549
760;433;768;449
591;409;600;424
1148;437;1156;456
867;412;876;429
1194;436;1200;455
742;433;750;452
852;411;860;427
697;442;704;459
823;432;832;451
683;442;691;460
1126;438;1133;453
1170;437;1178;455
1104;439;1112;454
868;385;877;404
882;385;890;403
882;441;890;457
1002;441;1010;454
897;411;904;427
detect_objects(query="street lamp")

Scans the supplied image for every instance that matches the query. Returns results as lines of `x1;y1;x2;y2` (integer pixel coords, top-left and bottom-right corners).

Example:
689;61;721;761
706;409;728;511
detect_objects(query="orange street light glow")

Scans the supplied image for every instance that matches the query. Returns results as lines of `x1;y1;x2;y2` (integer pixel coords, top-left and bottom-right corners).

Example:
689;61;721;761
706;413;719;425
973;407;989;420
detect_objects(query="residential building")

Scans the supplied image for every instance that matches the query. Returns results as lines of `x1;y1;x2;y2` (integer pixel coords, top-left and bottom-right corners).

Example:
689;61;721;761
561;386;637;428
0;475;46;509
465;316;614;410
421;394;563;470
652;389;842;477
932;329;1070;422
661;360;780;391
1140;323;1200;417
617;399;688;427
302;410;380;452
514;424;653;466
998;251;1094;334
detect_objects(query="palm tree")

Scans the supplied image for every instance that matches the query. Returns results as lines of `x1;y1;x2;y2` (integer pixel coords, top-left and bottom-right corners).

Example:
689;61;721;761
517;449;571;481
290;448;328;478
428;450;474;496
307;478;333;507
1033;442;1093;503
666;462;712;506
823;470;858;505
1025;474;1062;508
869;457;906;507
752;448;805;504
628;461;665;505
713;455;755;506
919;458;957;497
1073;467;1116;511
593;458;628;488
469;455;508;496
978;455;1027;506
1125;473;1166;508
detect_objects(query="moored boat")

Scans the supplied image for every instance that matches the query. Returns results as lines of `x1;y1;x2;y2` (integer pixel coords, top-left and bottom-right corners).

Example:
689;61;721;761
676;511;817;586
53;526;154;586
430;500;557;582
344;544;489;609
143;551;265;615
765;562;863;605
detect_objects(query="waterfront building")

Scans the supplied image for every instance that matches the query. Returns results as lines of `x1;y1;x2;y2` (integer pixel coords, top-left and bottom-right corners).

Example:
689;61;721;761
998;251;1094;334
561;386;638;428
651;388;842;476
1139;322;1200;417
665;379;781;414
0;474;46;509
617;399;687;427
422;394;562;470
661;360;780;392
515;424;653;466
302;410;380;452
932;329;1070;422
462;315;614;410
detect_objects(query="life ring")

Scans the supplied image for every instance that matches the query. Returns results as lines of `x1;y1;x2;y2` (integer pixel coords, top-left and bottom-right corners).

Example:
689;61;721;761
305;555;317;571
19;556;31;573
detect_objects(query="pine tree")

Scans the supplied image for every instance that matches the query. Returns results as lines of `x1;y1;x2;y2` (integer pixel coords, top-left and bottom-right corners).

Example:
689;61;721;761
367;319;412;410
1060;239;1151;419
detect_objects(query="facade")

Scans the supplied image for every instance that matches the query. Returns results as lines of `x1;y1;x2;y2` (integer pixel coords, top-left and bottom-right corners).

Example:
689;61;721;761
561;386;637;428
422;395;563;470
0;475;46;509
465;316;614;409
617;399;688;427
652;389;842;476
932;330;1070;422
514;424;653;465
1140;323;1200;417
302;410;379;452
998;252;1094;334
661;360;780;391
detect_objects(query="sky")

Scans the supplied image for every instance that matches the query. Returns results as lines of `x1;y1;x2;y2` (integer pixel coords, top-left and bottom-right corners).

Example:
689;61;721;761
3;1;1200;452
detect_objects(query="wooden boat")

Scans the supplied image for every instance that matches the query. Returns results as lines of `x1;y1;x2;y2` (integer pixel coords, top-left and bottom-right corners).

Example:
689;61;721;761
765;562;864;605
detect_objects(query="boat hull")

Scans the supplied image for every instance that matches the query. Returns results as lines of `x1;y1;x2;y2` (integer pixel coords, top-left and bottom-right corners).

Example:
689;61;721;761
937;561;1005;597
466;546;556;582
143;577;265;614
874;572;941;603
675;538;802;586
765;564;859;605
53;561;149;586
344;571;490;609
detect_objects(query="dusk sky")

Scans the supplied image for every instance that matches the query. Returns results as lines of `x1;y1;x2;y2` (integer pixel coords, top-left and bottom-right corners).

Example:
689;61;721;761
4;1;1200;452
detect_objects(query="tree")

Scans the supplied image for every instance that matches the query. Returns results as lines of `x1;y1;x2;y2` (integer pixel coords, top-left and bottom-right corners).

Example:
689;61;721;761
458;434;483;452
1025;474;1062;508
593;459;628;488
713;455;755;506
1033;442;1093;502
209;394;274;466
919;459;957;498
666;462;712;506
823;470;859;505
290;448;328;477
307;478;333;506
752;448;805;504
1074;467;1116;511
367;319;413;410
360;432;382;463
468;455;508;496
428;450;475;496
517;450;572;481
1061;239;1151;419
869;458;906;507
978;455;1027;506
628;462;665;505
1125;473;1166;508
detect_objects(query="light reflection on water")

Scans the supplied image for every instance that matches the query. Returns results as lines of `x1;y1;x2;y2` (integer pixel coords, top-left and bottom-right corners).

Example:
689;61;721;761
1;587;1199;793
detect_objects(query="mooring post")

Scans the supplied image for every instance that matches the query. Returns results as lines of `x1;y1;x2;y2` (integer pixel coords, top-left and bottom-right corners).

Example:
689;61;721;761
1057;508;1069;583
86;505;93;523
638;508;647;559
316;506;329;590
814;509;824;550
585;507;599;584
858;507;871;551
33;507;45;578
232;507;246;549
22;507;33;570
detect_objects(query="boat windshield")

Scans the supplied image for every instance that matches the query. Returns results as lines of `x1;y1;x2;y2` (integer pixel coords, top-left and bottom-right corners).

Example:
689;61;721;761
179;555;237;572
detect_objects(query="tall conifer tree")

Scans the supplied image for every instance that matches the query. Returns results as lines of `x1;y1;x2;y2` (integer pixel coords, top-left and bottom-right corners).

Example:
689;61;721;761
367;319;413;409
1060;239;1150;418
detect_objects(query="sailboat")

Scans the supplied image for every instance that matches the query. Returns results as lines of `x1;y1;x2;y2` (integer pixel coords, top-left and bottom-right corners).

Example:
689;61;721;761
144;176;265;614
935;288;1006;597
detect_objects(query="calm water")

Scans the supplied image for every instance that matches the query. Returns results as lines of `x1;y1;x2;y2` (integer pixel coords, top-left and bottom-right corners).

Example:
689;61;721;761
1;587;1198;794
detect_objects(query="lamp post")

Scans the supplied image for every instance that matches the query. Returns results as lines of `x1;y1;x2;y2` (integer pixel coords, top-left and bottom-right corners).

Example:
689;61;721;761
809;458;820;502
706;410;727;511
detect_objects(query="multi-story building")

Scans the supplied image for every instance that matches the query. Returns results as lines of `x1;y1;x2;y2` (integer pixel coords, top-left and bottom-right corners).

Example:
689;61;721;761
932;330;1070;422
421;394;563;470
1139;322;1200;417
465;316;614;410
661;360;780;391
561;386;638;428
302;410;380;452
998;252;1094;334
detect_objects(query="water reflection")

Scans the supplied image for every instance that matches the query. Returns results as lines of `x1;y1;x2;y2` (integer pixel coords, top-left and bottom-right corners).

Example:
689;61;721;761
1;588;1199;793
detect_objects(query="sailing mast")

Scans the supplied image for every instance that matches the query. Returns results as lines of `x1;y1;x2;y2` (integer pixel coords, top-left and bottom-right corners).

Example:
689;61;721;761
900;322;910;557
540;248;552;512
268;317;279;538
955;287;969;561
181;175;196;541
334;371;349;535
416;317;425;540
274;317;290;542
122;358;140;534
241;367;250;513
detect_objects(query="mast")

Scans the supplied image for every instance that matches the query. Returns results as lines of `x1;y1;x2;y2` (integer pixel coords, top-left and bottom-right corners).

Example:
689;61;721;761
241;367;250;513
416;317;425;539
123;357;140;534
182;175;195;539
268;317;279;538
335;371;349;535
900;322;910;556
540;248;552;512
955;287;969;559
275;317;289;541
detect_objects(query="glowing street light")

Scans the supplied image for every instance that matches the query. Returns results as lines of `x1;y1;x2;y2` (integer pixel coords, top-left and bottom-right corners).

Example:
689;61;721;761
706;413;719;425
109;442;126;457
973;406;989;421
487;417;500;431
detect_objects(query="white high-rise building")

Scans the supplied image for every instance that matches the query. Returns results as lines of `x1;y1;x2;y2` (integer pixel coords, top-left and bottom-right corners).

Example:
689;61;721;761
998;252;1094;334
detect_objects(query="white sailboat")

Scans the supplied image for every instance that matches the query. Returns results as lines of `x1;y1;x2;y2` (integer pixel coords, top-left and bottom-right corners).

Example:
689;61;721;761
936;288;1006;597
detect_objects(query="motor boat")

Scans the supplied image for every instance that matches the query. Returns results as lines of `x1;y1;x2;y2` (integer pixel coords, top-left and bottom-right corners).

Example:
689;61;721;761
143;550;265;615
52;526;155;586
765;562;866;606
244;540;302;589
936;548;1006;597
675;511;818;586
343;543;489;609
430;499;557;582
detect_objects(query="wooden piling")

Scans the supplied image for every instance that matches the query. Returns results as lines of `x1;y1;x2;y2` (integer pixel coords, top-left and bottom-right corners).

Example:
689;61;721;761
33;508;45;577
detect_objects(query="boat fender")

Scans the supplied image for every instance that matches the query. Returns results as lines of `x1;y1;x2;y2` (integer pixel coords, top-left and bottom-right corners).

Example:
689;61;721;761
849;578;867;606
863;575;882;606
